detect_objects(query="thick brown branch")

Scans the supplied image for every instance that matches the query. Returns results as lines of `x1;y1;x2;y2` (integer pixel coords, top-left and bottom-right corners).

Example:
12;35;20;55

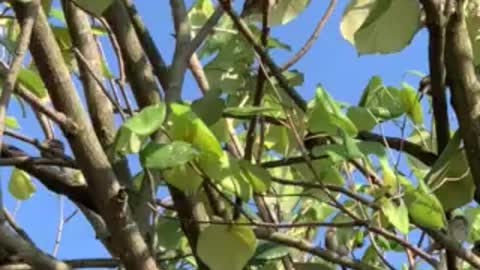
12;3;159;270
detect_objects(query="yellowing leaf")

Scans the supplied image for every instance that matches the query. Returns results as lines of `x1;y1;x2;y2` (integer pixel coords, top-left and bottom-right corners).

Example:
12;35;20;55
198;224;256;270
8;168;35;200
340;0;421;54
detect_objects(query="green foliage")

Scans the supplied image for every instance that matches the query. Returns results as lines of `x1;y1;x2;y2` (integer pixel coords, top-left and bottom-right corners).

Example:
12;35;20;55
404;181;446;230
197;224;256;270
308;85;357;136
466;207;480;242
113;104;166;156
380;198;409;234
141;141;200;170
425;131;474;210
163;164;204;194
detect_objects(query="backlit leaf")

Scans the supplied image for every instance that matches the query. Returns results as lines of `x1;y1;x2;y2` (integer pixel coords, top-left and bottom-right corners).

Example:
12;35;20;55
9;168;35;200
198;224;256;270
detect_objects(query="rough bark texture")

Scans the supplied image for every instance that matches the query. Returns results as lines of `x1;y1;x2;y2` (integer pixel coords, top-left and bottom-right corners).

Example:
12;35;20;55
445;3;480;203
12;3;160;270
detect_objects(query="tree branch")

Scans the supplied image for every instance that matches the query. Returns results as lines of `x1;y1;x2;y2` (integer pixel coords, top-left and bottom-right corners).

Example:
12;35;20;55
0;0;38;154
280;0;337;71
12;3;160;270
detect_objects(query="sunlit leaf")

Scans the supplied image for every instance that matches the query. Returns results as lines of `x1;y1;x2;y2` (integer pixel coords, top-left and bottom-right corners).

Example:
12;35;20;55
163;164;203;194
198;224;256;270
380;198;409;234
17;68;48;98
113;126;145;156
308;85;357;136
404;181;445;230
9;168;35;200
124;103;166;136
238;160;271;193
141;141;200;170
346;106;377;131
244;0;312;26
5;116;19;129
340;0;421;54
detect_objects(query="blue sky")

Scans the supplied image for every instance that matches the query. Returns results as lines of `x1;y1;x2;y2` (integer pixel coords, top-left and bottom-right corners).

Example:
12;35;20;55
0;0;433;268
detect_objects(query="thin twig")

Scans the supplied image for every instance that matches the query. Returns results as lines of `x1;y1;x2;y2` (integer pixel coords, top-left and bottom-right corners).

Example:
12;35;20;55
280;0;337;70
52;195;64;256
72;48;127;120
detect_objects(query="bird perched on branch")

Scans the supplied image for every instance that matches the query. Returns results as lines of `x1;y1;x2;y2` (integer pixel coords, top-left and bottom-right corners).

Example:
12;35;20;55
240;0;278;18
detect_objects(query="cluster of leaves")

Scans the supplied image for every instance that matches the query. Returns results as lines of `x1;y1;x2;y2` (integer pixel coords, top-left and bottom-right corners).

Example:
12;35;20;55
6;0;480;270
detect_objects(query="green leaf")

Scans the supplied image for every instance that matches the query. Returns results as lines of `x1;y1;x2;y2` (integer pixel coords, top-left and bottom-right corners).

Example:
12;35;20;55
163;164;203;194
358;76;406;120
465;207;480;242
192;90;225;126
141;141;200;170
358;76;383;107
73;0;115;16
198;224;256;270
252;242;289;261
131;171;144;192
406;129;434;179
404;182;445;230
169;103;223;157
188;0;215;36
243;0;312;26
123;103;166;136
219;158;253;200
169;103;228;182
113;126;145;156
308;86;358;136
5;116;19;129
400;82;423;124
238;160;272;193
340;0;421;54
380;199;409;234
425;131;474;210
17;68;47;98
9;168;35;200
156;217;187;249
346;106;377;131
224;106;280;117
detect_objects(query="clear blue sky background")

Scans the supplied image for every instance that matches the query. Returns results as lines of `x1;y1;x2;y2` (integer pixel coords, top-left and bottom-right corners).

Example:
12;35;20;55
0;0;432;268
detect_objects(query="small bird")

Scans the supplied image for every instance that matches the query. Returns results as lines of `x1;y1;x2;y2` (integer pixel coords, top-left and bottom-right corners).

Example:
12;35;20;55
240;0;278;18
